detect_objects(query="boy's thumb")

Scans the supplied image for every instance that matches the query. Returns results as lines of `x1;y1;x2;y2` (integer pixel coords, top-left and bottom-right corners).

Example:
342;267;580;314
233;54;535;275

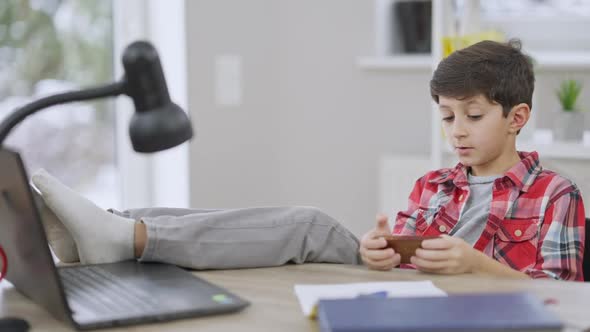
376;214;391;231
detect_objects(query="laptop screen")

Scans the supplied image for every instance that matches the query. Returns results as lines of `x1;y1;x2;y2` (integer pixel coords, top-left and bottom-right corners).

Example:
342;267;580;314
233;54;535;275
0;148;73;324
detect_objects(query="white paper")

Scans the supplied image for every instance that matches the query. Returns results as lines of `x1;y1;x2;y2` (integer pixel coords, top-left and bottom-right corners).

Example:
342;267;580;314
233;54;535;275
293;280;447;318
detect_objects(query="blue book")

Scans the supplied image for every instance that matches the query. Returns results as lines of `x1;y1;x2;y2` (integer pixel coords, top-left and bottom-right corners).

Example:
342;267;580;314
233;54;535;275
317;293;562;332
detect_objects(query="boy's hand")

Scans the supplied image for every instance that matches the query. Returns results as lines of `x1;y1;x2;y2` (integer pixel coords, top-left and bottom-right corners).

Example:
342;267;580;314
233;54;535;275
359;214;401;271
411;235;481;274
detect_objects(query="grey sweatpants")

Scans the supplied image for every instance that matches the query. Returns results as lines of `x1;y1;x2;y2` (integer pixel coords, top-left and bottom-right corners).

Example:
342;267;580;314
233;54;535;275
110;206;361;270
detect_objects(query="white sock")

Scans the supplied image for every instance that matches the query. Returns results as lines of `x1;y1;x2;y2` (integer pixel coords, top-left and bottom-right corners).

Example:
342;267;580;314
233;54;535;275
31;185;80;263
31;169;136;265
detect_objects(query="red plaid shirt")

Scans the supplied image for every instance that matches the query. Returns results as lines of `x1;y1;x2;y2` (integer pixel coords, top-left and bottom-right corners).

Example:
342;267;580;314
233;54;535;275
393;151;585;281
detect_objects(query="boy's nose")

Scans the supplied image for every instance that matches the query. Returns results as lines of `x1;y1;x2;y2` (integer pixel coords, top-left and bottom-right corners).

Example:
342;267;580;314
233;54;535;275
452;121;468;138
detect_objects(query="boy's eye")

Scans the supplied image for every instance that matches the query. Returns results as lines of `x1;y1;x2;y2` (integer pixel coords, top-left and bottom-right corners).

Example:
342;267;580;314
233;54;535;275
442;116;454;122
468;115;483;120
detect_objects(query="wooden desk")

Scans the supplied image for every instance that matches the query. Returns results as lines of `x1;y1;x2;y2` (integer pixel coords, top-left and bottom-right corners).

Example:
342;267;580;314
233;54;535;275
1;264;590;331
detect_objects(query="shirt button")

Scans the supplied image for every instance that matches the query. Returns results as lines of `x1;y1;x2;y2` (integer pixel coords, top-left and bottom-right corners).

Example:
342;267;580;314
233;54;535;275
459;194;464;201
439;225;447;233
514;229;523;237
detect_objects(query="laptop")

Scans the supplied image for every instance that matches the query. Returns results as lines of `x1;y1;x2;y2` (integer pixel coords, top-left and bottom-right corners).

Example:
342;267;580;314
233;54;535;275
0;147;249;330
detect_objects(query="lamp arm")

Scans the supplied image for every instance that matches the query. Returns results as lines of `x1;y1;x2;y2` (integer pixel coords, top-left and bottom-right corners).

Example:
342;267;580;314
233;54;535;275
0;80;126;146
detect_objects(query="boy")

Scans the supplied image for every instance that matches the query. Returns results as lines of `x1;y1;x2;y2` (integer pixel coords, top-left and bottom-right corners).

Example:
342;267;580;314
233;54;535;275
360;39;585;281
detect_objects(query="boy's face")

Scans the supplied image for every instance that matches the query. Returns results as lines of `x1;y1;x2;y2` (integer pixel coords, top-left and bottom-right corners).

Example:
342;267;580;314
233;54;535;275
438;94;520;175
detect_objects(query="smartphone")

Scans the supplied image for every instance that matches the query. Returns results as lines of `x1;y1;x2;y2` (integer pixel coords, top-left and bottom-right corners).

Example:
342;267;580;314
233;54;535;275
382;235;440;264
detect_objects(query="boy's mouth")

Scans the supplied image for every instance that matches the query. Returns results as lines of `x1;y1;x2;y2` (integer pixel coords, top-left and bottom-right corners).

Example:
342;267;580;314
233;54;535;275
455;146;473;155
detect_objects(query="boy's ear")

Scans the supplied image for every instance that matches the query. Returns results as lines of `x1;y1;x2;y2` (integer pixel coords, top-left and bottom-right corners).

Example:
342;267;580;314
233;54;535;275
508;103;531;134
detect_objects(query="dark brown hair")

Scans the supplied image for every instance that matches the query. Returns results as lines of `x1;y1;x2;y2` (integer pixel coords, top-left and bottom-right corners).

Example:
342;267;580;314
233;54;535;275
430;39;535;117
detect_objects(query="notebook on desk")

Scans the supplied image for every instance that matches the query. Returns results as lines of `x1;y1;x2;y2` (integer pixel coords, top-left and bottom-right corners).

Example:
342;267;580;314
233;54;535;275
317;292;562;332
0;148;249;330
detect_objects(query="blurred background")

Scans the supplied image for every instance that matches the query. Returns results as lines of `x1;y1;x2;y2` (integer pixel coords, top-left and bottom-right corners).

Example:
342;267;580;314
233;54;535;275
0;0;116;207
1;0;589;237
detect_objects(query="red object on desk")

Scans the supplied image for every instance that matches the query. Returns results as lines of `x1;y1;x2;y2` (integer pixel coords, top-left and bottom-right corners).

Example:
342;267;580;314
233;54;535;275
0;245;7;282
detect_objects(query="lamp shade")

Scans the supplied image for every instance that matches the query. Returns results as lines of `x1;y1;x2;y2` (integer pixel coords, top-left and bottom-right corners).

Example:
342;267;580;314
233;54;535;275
129;102;193;152
122;41;193;152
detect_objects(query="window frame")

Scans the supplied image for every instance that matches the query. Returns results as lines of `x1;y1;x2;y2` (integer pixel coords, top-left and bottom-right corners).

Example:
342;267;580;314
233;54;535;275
113;0;190;210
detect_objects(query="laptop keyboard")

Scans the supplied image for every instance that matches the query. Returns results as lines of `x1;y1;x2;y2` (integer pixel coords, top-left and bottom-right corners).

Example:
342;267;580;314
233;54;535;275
59;266;161;316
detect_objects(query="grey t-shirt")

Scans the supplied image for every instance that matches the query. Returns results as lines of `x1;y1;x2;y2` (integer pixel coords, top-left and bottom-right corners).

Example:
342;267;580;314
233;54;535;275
449;173;502;245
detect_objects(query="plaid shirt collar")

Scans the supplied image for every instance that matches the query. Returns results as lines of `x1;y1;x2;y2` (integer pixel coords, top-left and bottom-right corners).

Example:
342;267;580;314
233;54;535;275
428;151;542;193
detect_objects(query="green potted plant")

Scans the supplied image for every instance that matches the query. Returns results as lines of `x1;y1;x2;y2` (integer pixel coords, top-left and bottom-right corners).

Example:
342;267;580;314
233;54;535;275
554;79;585;141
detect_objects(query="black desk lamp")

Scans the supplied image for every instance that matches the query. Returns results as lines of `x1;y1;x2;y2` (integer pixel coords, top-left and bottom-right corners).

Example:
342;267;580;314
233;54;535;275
0;40;193;152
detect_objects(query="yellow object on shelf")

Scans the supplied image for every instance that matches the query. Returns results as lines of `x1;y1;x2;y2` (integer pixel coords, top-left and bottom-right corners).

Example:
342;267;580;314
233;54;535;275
441;30;505;58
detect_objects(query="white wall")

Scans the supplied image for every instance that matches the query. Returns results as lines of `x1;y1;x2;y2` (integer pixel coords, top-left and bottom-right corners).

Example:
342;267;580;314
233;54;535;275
186;0;433;236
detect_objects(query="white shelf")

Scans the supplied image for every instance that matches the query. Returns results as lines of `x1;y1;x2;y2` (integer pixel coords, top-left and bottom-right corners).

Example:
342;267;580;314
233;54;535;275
516;141;590;160
442;141;590;160
358;55;432;70
530;51;590;71
358;51;590;71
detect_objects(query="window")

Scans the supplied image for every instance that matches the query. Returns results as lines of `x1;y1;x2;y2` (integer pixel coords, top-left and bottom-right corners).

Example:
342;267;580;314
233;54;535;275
0;0;118;208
